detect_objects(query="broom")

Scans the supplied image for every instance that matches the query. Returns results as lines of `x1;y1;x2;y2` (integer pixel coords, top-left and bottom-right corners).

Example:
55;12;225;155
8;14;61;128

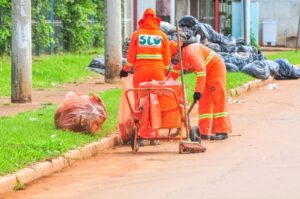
175;20;206;154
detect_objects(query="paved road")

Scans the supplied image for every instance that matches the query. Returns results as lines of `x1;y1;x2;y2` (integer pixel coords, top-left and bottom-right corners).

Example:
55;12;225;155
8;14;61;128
3;79;300;199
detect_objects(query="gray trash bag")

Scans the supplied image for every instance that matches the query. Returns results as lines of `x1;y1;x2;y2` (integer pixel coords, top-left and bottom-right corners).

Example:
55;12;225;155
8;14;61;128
274;59;300;80
202;23;223;43
88;57;127;75
87;57;105;75
122;38;131;58
195;23;209;41
264;60;279;76
225;63;239;72
241;60;271;80
220;36;236;53
220;53;252;70
160;21;174;34
236;37;245;46
181;26;196;40
179;15;199;28
207;42;221;52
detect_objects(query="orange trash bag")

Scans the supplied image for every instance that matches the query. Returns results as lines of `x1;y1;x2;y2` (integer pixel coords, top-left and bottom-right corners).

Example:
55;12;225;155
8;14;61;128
54;91;107;134
118;75;135;143
150;93;161;131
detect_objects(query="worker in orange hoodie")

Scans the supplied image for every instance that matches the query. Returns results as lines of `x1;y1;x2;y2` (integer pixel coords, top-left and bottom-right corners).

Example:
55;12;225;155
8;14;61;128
120;8;171;87
168;41;231;140
120;8;171;145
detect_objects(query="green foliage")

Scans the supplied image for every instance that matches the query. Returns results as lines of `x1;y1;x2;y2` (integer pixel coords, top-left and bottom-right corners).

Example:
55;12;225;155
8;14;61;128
250;32;260;50
32;0;53;55
55;0;100;52
0;0;11;56
0;52;101;96
0;0;105;54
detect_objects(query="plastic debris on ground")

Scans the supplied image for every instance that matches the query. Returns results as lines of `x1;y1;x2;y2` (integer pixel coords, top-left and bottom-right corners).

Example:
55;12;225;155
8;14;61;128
265;83;278;90
55;91;107;134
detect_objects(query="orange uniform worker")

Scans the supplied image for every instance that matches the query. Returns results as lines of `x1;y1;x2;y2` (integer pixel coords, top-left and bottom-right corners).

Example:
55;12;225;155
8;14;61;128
120;8;171;88
168;42;231;140
119;8;171;145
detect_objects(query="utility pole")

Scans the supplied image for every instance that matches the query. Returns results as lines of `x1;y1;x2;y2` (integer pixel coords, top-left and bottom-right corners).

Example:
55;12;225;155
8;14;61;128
124;0;133;40
104;0;122;83
11;0;32;103
243;0;251;45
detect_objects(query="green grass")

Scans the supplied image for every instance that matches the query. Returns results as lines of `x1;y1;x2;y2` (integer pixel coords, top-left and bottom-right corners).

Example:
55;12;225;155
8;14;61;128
184;72;255;101
266;51;300;65
0;49;103;96
0;88;120;176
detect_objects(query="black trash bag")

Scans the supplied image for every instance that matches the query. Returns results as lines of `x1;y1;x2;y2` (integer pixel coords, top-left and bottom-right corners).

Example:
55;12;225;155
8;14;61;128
264;60;280;76
87;57;106;75
207;42;221;52
195;23;209;41
160;21;174;34
236;37;245;46
202;23;223;43
220;53;251;70
181;26;196;40
274;59;300;80
241;60;271;80
179;15;199;28
220;36;236;53
225;63;239;72
257;51;266;61
237;45;255;53
87;57;127;75
122;38;131;58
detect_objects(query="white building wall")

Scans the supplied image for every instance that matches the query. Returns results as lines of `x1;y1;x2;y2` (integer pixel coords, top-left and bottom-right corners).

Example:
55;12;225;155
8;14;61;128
259;0;300;47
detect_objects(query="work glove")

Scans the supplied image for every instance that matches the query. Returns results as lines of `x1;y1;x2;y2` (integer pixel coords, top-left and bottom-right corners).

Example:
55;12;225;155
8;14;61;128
119;69;128;78
193;92;202;102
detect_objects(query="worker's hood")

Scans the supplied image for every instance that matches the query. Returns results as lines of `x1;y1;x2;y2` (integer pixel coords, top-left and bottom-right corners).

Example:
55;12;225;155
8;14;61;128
138;8;160;29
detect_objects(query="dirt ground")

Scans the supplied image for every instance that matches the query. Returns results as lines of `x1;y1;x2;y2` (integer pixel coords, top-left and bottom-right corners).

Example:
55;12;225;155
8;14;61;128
0;75;120;117
2;78;300;199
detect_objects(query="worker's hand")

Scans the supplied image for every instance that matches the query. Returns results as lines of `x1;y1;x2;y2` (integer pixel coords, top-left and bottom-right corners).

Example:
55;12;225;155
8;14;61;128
193;92;202;102
119;69;128;78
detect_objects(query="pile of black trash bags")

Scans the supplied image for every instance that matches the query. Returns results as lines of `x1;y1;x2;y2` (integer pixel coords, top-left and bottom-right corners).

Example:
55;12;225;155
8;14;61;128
121;15;300;80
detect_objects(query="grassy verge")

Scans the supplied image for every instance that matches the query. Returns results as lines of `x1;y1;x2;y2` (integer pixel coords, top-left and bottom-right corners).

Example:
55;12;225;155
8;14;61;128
266;51;300;65
0;49;103;96
0;88;120;175
185;72;255;101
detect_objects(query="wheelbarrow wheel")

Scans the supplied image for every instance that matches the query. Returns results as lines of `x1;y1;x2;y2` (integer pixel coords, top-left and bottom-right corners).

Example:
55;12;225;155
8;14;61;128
130;128;140;152
190;126;201;143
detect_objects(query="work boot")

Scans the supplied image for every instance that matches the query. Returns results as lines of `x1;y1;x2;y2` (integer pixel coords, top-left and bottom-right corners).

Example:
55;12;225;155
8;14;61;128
150;139;160;145
200;134;210;140
211;133;228;140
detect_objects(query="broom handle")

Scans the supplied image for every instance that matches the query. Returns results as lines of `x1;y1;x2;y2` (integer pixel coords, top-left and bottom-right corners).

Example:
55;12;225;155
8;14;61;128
175;19;190;140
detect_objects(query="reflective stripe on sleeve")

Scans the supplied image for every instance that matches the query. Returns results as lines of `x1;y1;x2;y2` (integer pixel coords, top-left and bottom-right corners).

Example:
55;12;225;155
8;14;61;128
195;71;206;77
205;51;215;66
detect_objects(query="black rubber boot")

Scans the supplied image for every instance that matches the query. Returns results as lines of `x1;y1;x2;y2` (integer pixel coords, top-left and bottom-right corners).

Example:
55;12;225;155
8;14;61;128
200;134;210;140
211;133;228;140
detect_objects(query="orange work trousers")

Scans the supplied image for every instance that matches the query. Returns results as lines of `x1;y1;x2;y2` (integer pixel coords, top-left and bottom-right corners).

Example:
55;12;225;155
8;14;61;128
133;65;165;108
198;60;231;135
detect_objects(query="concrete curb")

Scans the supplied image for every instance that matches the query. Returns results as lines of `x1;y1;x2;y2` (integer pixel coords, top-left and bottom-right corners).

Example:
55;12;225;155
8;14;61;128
0;77;275;195
228;77;275;98
0;133;122;195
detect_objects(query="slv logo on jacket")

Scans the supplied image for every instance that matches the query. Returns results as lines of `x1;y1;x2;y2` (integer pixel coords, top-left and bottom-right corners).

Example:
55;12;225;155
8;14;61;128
139;35;162;48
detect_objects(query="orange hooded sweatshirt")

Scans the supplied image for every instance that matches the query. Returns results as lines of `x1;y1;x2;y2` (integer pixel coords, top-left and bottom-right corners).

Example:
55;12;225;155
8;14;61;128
123;8;171;72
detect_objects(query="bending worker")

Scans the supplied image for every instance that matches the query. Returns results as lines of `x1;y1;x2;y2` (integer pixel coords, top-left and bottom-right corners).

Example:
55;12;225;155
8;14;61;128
119;8;171;145
168;41;231;140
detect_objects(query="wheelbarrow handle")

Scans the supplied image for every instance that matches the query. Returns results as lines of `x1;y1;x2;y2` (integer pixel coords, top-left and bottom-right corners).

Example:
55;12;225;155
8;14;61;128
187;101;197;116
